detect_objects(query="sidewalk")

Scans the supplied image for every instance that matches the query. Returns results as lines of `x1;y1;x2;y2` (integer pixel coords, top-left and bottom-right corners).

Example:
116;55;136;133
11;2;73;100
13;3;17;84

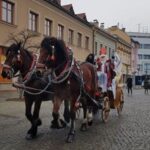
0;83;17;92
0;83;19;102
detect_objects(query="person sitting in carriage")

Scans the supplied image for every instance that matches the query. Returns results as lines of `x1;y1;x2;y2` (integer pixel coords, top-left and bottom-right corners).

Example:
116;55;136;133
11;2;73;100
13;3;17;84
96;48;116;99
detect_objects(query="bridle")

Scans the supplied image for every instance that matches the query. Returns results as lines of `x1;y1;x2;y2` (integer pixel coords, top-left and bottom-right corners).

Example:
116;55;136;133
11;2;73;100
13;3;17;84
22;54;37;81
37;45;55;69
37;45;75;84
2;49;22;78
3;49;37;81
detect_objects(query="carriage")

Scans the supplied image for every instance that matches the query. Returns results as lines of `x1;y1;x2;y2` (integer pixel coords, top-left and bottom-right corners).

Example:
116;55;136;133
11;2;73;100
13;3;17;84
86;52;124;123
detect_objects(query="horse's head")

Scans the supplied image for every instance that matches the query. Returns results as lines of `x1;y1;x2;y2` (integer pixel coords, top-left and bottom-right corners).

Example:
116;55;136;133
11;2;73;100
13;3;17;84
1;42;23;79
86;53;95;64
1;42;33;79
38;37;68;71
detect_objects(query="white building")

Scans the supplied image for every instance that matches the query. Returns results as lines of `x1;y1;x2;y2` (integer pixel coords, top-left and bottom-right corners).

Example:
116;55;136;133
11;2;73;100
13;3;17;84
127;32;150;83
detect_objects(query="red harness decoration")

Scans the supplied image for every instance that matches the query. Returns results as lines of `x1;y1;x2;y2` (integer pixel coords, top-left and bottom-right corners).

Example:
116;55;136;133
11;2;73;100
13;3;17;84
23;54;37;81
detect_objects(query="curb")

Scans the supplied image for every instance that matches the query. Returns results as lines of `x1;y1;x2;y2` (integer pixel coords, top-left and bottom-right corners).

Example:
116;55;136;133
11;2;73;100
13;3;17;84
0;89;17;92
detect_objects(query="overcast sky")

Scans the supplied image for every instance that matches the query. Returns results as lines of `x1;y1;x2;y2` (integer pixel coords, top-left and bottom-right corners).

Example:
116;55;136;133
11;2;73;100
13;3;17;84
61;0;150;32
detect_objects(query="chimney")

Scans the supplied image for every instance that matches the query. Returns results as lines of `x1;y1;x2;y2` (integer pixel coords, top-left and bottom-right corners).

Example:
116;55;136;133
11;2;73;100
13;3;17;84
122;28;126;32
100;23;105;29
93;19;99;27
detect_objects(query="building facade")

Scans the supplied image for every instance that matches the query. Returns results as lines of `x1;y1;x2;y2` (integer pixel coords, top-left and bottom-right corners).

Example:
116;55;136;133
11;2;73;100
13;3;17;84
107;26;132;83
128;32;150;83
0;0;93;83
92;22;116;59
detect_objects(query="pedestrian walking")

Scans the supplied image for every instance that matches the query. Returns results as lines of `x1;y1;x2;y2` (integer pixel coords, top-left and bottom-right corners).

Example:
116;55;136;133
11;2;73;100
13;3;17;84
126;77;133;95
144;77;149;94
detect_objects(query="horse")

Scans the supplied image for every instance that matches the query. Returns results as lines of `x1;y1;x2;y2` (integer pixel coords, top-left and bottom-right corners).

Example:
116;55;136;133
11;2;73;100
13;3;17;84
37;37;99;143
1;42;70;139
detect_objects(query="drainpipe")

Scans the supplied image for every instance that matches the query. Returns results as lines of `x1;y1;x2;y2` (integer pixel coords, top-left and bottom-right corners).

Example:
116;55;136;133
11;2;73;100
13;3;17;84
92;26;95;55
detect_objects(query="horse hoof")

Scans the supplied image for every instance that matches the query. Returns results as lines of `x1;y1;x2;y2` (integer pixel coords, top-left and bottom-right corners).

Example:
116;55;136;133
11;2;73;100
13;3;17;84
80;123;87;131
25;134;36;140
37;119;42;126
66;132;75;143
88;120;93;126
60;119;67;128
50;119;66;129
64;117;70;124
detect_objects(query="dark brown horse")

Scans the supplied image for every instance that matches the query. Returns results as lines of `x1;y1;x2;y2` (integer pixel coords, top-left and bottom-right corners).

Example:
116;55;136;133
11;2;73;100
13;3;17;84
1;42;70;139
37;37;99;143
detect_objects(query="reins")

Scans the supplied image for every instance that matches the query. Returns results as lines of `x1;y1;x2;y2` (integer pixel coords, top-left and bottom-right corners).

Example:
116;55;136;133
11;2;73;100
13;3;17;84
51;57;75;84
13;75;54;95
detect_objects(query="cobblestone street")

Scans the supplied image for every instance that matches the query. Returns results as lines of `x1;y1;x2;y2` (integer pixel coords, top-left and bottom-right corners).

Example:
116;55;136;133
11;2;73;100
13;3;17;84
0;88;150;150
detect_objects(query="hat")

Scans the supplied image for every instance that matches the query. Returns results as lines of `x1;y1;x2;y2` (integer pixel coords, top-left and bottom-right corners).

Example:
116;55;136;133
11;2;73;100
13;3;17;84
99;48;107;57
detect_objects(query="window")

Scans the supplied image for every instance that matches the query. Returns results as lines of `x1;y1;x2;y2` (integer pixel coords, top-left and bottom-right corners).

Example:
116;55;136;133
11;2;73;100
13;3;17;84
44;19;52;36
85;36;89;49
68;29;74;45
77;33;82;47
144;63;150;73
57;24;64;39
138;64;143;71
29;11;38;32
100;44;103;49
1;0;14;24
138;54;142;59
140;44;150;49
144;44;150;49
143;55;150;59
140;44;143;49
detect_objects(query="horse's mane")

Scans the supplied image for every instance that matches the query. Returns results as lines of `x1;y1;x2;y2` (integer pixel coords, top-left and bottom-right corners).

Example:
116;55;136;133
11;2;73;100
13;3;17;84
24;49;33;60
41;37;68;63
6;42;32;60
6;43;20;56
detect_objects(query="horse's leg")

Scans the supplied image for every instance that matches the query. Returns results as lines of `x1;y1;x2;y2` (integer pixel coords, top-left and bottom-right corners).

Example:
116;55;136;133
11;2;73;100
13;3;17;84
66;100;76;143
24;96;34;139
127;87;129;94
80;98;88;131
63;99;70;123
87;106;93;126
30;100;42;138
51;97;66;129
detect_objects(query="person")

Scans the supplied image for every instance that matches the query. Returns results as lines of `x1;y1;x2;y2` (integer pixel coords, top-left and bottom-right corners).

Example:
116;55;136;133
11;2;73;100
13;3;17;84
126;77;133;95
96;48;116;97
144;77;149;94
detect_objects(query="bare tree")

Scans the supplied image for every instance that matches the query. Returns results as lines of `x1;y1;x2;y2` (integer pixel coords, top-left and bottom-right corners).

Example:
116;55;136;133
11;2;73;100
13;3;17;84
7;29;40;51
7;30;41;99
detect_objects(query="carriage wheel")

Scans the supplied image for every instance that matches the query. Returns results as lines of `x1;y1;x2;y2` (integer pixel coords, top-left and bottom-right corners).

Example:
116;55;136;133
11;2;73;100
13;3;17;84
101;96;110;123
117;92;124;116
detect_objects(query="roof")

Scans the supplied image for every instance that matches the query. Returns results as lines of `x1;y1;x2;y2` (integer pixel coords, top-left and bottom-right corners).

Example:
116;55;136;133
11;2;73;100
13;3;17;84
127;32;150;37
46;0;61;5
62;4;75;14
76;13;87;21
43;0;91;27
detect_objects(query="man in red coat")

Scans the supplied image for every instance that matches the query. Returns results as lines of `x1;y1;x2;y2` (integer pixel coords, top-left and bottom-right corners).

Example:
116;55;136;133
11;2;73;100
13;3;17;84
96;48;116;93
